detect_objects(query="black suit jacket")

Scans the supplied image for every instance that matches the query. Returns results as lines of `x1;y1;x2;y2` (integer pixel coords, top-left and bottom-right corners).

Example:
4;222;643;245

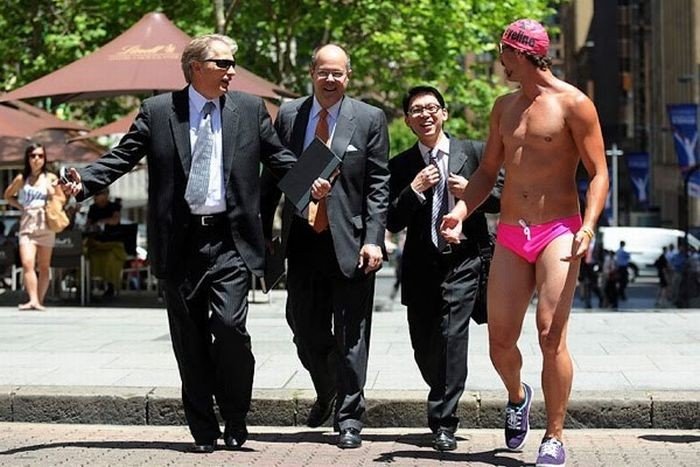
387;138;503;305
263;95;390;278
79;87;296;279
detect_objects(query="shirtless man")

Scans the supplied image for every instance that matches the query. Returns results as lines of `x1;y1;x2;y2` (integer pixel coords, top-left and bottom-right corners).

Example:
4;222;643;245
441;19;608;467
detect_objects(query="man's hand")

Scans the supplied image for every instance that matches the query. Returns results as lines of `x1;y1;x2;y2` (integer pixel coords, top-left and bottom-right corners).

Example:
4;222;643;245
410;165;440;193
440;213;463;244
311;177;331;200
447;173;468;199
562;231;590;262
57;167;84;197
358;244;382;274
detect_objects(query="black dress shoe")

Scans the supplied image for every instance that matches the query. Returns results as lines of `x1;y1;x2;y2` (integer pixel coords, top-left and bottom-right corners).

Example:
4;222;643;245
306;393;337;428
223;424;248;450
432;429;457;451
190;440;216;453
338;427;362;449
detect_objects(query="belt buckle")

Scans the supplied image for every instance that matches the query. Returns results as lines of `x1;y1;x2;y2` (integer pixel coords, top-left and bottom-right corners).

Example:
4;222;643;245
200;215;214;226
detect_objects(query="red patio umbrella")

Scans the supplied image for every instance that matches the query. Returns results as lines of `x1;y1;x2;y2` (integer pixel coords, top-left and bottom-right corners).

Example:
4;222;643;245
0;100;85;139
0;12;294;104
0;100;102;164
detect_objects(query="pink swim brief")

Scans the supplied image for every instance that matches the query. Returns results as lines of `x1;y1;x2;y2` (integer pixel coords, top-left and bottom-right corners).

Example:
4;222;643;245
496;214;582;264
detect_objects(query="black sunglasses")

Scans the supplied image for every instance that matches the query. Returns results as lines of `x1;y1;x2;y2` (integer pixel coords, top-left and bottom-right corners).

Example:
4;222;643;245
203;58;236;70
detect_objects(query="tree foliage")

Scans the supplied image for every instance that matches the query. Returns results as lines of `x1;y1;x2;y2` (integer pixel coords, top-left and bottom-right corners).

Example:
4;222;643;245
1;0;558;147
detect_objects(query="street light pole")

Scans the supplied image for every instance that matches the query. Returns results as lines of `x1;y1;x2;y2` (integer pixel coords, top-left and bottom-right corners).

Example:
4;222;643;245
605;143;625;226
683;163;700;245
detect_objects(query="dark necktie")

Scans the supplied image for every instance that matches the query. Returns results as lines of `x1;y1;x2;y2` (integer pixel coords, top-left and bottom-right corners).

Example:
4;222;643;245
308;108;330;233
430;148;448;249
185;101;215;209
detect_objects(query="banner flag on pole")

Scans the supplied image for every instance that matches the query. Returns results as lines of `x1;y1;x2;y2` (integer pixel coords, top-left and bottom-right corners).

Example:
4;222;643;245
667;104;700;198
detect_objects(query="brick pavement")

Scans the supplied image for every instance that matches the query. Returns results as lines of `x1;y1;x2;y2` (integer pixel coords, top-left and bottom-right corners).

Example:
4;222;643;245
0;423;698;466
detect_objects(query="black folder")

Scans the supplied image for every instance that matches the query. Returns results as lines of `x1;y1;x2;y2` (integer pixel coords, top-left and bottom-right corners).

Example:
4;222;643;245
260;237;285;293
278;137;343;212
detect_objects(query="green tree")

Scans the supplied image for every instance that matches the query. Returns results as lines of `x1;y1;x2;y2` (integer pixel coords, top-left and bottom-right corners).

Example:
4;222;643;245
1;0;558;142
227;0;558;149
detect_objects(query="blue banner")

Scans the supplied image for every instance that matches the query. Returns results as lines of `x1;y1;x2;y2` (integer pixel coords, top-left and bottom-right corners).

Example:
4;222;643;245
667;104;700;197
626;152;650;207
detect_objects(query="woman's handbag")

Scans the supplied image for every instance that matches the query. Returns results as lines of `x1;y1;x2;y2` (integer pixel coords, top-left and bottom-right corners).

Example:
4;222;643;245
45;188;70;233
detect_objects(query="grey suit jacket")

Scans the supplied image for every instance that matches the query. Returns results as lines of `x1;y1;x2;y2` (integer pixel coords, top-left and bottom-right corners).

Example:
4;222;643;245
264;95;390;278
79;87;296;279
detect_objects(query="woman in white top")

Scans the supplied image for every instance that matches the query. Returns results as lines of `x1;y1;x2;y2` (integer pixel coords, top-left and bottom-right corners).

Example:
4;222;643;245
4;143;58;310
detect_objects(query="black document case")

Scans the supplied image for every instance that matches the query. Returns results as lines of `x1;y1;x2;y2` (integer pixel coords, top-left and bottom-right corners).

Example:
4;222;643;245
261;237;285;293
278;137;343;212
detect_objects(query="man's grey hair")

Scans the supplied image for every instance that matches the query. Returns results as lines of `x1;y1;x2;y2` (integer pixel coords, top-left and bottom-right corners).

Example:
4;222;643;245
181;34;238;83
310;43;352;72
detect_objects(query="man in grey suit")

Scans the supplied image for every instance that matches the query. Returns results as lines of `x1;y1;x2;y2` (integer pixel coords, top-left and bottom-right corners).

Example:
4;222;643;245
60;34;296;453
263;43;389;449
387;86;502;451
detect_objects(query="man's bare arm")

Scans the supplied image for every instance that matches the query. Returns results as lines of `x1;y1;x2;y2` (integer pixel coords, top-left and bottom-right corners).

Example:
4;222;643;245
441;98;506;243
562;93;608;261
568;94;608;231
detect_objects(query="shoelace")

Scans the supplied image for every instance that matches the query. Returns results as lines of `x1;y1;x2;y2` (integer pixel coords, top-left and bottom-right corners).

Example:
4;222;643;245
540;439;562;457
505;405;523;429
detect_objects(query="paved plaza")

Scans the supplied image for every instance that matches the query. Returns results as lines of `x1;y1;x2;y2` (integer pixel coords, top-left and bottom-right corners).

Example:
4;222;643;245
0;424;698;466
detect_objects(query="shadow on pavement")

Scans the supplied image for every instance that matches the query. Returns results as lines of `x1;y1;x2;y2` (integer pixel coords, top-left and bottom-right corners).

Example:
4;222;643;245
639;434;700;443
0;440;195;455
373;448;529;466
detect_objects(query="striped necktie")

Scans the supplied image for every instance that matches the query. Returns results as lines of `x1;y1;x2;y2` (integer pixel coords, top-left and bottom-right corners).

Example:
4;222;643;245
430;148;448;250
184;101;215;209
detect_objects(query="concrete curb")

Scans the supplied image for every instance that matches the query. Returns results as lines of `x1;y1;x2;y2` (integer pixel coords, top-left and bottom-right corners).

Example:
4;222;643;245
1;386;698;429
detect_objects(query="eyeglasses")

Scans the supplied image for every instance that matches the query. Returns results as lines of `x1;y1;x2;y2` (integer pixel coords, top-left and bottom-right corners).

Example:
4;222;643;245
315;69;347;80
499;43;515;54
29;152;45;159
408;103;442;118
203;58;236;70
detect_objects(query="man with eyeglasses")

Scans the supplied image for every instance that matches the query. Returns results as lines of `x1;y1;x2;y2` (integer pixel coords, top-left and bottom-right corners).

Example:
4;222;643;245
387;85;502;451
440;19;608;467
262;43;389;449
59;34;296;453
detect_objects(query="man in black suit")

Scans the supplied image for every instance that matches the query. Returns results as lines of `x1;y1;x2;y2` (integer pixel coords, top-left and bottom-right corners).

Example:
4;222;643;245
263;44;389;449
387;86;502;451
60;34;296;453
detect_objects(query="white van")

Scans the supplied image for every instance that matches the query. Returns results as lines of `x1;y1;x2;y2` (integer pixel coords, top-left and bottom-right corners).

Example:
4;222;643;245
598;226;700;278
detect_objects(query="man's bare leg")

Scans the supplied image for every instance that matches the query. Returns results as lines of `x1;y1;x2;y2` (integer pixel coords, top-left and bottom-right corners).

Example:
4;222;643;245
488;244;536;403
534;233;580;440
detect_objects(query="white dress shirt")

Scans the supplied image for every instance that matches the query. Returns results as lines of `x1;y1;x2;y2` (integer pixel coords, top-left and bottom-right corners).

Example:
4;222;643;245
303;97;342;150
188;86;226;214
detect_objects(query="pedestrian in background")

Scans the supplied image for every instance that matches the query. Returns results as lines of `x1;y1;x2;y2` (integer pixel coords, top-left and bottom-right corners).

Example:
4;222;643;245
3;143;58;311
653;246;670;307
615;240;630;300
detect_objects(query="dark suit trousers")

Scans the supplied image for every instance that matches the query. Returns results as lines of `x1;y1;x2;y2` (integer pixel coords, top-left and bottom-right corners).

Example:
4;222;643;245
286;216;374;431
162;220;254;443
406;247;481;433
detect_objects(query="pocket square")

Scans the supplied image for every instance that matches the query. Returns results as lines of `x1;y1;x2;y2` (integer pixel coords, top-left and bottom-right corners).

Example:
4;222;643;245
346;144;359;152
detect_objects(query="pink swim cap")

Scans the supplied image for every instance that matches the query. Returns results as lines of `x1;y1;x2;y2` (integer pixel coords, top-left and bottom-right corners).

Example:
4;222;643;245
501;19;549;57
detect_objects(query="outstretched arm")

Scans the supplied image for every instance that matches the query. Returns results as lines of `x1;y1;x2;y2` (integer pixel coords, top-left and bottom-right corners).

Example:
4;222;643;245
441;98;506;243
